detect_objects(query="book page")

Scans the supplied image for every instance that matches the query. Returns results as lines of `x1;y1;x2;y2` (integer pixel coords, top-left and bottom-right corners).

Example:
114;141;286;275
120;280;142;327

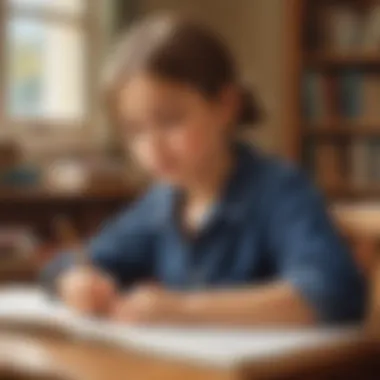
0;286;361;368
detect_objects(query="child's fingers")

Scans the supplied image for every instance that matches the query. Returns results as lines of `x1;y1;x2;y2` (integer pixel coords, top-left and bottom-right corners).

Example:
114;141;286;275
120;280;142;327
111;298;136;322
59;268;117;315
66;291;97;314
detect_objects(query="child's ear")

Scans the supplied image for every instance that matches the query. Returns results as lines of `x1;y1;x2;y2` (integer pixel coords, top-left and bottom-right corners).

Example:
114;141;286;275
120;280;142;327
217;84;240;128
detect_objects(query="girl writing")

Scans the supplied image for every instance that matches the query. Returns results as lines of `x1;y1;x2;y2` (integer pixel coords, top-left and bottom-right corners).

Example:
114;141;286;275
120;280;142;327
43;13;365;326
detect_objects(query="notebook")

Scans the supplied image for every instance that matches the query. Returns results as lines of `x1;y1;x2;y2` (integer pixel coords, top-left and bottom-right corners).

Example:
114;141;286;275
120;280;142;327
0;286;361;368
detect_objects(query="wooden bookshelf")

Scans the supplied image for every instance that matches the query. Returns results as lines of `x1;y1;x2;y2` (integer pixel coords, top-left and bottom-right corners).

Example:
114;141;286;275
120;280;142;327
325;185;380;200
307;52;380;68
307;124;380;138
285;0;380;201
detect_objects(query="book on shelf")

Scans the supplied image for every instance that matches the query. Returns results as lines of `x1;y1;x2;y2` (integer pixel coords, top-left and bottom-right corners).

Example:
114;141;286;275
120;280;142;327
361;3;380;52
351;141;371;187
339;70;362;121
302;71;324;122
314;144;343;189
361;74;380;124
317;2;380;54
369;140;380;184
302;72;341;123
324;75;339;122
302;1;380;199
303;70;363;124
320;3;362;53
350;139;380;188
303;71;380;126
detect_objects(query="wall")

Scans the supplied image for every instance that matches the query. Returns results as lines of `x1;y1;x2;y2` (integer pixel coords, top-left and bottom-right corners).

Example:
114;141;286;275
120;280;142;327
139;0;286;154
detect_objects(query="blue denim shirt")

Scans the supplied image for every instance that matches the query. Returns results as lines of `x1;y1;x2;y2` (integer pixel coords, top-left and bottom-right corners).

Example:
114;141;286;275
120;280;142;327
43;144;366;323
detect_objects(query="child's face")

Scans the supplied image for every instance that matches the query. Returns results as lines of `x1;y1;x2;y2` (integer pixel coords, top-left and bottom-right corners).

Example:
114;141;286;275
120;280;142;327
117;73;237;185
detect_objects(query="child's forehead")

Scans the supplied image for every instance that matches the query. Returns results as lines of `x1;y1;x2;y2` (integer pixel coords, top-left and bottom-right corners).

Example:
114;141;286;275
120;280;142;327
124;73;196;92
118;73;206;105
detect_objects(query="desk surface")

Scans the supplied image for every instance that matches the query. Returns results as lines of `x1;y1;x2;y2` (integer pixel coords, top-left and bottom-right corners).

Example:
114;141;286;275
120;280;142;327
0;332;232;380
1;207;380;379
0;330;379;380
333;206;380;238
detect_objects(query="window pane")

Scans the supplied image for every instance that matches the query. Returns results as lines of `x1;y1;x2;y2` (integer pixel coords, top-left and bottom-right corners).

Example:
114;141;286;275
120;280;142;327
7;18;86;123
10;0;85;15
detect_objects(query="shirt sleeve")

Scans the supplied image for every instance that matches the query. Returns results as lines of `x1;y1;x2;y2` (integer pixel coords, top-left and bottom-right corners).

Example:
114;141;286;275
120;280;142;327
40;189;158;292
267;168;367;324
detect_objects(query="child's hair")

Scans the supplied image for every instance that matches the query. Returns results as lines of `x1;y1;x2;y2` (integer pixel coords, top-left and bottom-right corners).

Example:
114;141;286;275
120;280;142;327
104;13;263;129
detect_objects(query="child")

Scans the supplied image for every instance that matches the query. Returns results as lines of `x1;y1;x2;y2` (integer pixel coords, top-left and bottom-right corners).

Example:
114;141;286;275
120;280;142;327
43;13;365;326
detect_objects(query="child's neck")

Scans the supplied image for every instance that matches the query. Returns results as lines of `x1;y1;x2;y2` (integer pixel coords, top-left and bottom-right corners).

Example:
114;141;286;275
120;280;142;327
181;148;235;235
188;148;234;204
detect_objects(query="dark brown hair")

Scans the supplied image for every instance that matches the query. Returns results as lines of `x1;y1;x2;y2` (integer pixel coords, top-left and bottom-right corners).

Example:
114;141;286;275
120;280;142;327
104;13;263;128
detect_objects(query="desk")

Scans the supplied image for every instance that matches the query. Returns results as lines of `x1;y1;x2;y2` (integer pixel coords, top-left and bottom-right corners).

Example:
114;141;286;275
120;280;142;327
1;330;380;380
1;208;380;379
333;206;380;237
332;206;380;275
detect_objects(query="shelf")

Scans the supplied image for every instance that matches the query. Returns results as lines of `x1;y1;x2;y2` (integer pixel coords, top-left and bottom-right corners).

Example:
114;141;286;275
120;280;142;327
324;185;380;200
306;52;380;68
306;123;380;138
0;184;140;203
288;1;380;203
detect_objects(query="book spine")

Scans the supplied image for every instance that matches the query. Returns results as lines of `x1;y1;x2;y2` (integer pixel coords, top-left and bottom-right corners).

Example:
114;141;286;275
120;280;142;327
351;141;370;187
323;75;339;122
325;5;361;53
302;71;316;122
302;71;325;123
362;75;380;124
368;140;379;184
361;5;380;52
315;144;342;188
373;139;380;184
339;70;363;121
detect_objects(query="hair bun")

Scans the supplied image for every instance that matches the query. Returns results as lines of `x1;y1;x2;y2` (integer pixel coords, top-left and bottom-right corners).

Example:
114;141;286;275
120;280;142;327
237;85;263;128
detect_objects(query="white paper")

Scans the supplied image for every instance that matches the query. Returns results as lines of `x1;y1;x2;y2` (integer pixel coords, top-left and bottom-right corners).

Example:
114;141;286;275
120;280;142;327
0;286;361;368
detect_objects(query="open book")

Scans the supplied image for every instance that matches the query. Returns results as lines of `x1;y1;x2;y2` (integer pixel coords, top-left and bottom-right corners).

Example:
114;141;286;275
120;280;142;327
0;286;361;368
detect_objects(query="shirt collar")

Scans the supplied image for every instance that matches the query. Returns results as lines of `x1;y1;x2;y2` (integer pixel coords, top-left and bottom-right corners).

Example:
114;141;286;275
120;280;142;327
155;142;261;227
212;142;260;224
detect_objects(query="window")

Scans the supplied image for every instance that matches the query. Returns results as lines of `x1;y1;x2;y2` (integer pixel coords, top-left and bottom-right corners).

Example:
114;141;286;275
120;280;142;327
0;0;101;147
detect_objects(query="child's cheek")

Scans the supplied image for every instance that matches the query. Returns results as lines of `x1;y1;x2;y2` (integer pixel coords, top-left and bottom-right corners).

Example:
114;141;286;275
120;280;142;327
169;124;206;163
129;137;157;173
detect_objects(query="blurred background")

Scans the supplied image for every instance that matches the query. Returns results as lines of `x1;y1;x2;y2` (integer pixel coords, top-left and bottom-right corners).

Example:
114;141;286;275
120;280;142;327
1;0;380;283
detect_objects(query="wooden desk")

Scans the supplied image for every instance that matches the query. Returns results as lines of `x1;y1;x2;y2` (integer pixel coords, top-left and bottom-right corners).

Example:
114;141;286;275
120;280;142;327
332;206;380;275
1;207;379;379
1;330;380;380
334;206;380;239
0;331;232;380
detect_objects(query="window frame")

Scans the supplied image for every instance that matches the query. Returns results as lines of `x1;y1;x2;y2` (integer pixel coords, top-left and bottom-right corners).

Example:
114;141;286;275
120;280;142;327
0;0;102;151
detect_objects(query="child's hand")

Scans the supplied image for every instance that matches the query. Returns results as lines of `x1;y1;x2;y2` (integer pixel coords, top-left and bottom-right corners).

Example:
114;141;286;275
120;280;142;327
57;267;117;315
111;284;182;324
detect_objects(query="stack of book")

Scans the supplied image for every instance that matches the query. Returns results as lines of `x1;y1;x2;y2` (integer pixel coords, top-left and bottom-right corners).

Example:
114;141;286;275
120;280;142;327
319;2;380;53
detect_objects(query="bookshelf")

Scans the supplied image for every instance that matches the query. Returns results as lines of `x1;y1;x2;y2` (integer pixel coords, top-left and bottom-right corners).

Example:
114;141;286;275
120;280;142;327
285;0;380;201
307;123;380;137
307;52;380;67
